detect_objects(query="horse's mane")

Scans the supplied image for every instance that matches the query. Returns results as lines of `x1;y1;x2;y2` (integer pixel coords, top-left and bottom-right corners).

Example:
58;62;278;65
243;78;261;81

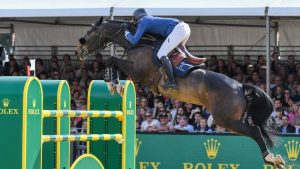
106;19;134;25
104;19;161;44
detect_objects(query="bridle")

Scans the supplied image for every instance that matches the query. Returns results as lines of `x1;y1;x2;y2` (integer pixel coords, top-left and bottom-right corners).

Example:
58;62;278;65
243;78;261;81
78;25;123;60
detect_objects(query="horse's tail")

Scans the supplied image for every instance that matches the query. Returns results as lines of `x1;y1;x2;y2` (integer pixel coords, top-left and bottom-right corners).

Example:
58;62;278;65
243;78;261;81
242;83;276;148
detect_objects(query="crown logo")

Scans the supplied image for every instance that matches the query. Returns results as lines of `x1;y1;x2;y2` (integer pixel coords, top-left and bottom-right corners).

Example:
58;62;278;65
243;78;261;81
204;139;221;159
135;138;142;157
64;100;67;108
2;99;10;108
32;99;36;108
285;140;300;161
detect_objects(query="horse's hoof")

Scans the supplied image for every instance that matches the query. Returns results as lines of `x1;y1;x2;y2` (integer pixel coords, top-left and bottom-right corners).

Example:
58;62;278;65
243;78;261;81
264;153;275;163
275;155;285;166
265;154;286;168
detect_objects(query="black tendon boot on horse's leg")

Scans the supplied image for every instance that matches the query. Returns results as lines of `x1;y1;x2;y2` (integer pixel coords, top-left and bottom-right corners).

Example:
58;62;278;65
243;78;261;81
103;67;112;82
223;119;285;168
111;65;119;85
103;66;119;84
160;56;177;89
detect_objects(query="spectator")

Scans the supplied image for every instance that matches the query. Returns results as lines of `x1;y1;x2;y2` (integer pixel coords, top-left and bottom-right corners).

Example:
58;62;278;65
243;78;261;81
283;89;292;106
140;111;160;132
63;54;72;66
38;72;48;80
173;114;182;127
288;103;298;124
184;102;194;123
153;101;166;119
50;69;61;80
90;61;102;80
194;118;213;133
227;61;240;78
273;108;284;127
175;106;187;118
62;63;74;81
191;111;203;129
215;125;226;133
19;56;31;76
140;97;151;111
246;70;261;85
137;107;147;125
271;53;280;74
36;60;46;77
173;116;194;133
207;55;217;71
242;55;251;74
136;115;141;130
95;53;105;73
279;115;295;134
287;55;296;74
256;55;266;69
75;61;93;79
286;74;295;92
271;99;288;117
49;61;60;73
50;55;59;64
214;59;227;75
157;113;172;132
291;106;300;133
292;84;300;102
170;99;182;123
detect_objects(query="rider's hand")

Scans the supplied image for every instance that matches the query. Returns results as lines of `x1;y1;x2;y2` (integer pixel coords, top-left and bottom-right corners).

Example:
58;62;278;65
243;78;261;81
120;23;129;31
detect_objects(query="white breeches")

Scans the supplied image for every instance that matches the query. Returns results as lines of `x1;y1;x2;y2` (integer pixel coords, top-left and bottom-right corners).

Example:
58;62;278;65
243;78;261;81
157;22;191;59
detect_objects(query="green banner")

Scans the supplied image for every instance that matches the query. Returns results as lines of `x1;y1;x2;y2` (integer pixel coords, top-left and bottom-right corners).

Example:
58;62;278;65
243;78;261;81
136;134;300;169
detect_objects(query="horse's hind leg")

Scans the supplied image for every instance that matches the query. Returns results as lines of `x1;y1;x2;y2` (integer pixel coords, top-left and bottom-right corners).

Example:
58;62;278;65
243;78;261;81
225;120;269;156
224;120;285;167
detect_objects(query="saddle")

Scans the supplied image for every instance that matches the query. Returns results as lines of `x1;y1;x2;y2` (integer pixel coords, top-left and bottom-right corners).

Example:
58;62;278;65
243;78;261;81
151;40;205;78
170;46;206;66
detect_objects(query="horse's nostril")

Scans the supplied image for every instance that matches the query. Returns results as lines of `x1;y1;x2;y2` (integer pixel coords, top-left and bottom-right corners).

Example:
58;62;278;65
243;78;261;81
79;37;86;45
75;51;78;55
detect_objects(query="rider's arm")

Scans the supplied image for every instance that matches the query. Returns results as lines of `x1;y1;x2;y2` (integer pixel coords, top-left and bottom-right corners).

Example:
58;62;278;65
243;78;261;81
125;21;146;45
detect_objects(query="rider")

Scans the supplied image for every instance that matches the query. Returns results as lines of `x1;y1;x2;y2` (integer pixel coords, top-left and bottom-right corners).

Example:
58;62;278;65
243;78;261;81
121;8;205;89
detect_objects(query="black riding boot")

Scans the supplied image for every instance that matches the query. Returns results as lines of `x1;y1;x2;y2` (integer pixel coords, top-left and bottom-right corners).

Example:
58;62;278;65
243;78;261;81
160;56;177;89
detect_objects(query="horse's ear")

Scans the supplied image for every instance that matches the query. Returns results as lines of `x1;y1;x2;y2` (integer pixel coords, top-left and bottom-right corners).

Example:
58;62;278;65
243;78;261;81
96;17;104;26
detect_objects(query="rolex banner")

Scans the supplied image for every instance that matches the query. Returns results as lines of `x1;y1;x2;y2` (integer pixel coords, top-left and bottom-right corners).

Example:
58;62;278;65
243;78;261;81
136;134;300;169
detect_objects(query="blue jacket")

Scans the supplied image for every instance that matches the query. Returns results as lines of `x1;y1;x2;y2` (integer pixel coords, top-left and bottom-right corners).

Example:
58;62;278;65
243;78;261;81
125;16;179;45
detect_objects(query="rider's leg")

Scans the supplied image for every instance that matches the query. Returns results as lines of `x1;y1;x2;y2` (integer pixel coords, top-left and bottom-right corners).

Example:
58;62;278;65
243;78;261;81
180;25;192;57
157;22;190;89
180;27;206;62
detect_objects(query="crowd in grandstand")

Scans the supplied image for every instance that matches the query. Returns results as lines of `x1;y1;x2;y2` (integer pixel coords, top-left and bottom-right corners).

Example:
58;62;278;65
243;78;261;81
1;52;299;135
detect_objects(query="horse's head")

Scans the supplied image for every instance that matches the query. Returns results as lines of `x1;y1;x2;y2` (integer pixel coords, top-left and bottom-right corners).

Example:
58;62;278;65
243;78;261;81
75;17;133;60
75;17;107;60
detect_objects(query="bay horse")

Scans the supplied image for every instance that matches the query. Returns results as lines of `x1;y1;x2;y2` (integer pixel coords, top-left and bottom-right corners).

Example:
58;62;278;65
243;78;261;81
75;17;285;167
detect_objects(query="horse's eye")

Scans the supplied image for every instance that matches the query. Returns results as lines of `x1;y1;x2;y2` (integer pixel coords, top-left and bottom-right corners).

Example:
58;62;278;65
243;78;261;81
79;37;86;45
